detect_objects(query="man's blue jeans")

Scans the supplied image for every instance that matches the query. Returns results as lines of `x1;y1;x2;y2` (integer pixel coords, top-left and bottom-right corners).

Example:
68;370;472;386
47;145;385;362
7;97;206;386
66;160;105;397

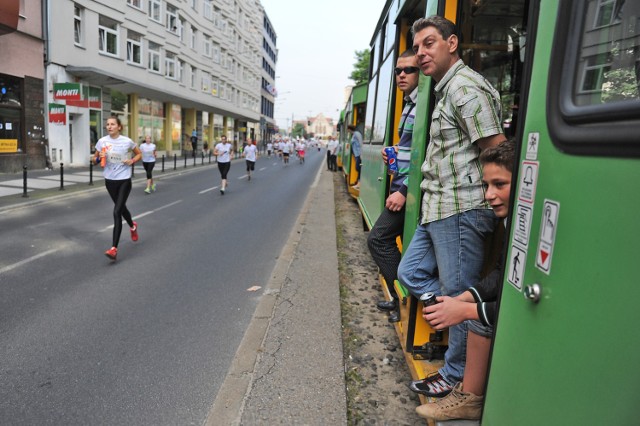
398;209;498;384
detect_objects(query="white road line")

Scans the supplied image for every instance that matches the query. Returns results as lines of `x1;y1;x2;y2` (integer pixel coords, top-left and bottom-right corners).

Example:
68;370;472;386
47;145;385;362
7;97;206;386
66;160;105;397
199;186;219;194
100;200;183;231
238;175;247;180
259;167;267;171
0;248;60;275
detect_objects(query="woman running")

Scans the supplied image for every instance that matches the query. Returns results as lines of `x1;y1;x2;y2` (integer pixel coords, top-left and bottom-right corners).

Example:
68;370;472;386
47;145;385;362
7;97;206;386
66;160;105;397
214;135;233;194
140;135;157;194
94;115;142;261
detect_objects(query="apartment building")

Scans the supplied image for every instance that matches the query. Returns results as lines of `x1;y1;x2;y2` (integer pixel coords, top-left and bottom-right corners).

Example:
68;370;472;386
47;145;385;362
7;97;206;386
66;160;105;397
259;7;277;144
45;0;264;166
0;0;46;173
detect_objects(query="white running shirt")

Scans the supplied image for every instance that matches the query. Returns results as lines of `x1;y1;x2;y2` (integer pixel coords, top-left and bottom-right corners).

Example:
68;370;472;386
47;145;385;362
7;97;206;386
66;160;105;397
96;135;136;180
244;144;257;161
215;142;232;163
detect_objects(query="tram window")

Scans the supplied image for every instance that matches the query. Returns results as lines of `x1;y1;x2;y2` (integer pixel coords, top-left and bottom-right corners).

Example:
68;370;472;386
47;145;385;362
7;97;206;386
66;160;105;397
547;0;640;157
457;0;527;137
574;2;639;107
370;55;394;145
364;75;378;142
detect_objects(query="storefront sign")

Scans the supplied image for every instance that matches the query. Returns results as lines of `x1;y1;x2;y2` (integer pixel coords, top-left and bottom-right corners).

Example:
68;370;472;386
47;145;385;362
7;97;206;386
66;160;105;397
48;103;66;125
53;83;82;101
0;139;18;153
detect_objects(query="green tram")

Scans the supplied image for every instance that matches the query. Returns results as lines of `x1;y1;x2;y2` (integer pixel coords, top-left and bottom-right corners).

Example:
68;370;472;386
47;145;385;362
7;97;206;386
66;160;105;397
345;0;640;423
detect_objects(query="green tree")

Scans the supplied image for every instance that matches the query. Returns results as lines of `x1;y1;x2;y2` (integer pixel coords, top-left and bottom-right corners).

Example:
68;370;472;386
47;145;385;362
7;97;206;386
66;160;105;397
349;49;370;84
292;123;307;139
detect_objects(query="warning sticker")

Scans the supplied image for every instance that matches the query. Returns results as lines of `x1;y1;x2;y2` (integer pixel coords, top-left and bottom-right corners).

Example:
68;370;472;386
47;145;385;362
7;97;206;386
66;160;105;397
535;199;560;274
513;203;533;248
507;244;526;291
518;161;538;204
526;132;540;160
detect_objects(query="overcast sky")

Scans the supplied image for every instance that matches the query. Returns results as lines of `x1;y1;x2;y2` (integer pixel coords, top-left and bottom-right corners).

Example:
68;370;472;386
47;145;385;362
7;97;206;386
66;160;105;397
259;0;387;131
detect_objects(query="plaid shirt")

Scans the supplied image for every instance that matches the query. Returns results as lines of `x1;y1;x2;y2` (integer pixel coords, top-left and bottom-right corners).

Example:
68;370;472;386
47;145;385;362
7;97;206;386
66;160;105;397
420;60;502;224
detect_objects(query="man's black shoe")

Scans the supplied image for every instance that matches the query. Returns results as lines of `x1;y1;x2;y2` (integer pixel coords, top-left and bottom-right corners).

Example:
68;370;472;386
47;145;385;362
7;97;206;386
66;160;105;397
377;299;397;311
388;310;400;323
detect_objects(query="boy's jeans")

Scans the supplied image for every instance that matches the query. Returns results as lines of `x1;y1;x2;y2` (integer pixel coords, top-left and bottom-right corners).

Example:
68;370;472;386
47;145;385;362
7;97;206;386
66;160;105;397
398;209;497;383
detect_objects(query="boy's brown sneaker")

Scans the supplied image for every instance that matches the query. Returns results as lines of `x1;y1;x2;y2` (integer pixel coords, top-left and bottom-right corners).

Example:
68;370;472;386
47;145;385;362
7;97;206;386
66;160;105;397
415;383;483;421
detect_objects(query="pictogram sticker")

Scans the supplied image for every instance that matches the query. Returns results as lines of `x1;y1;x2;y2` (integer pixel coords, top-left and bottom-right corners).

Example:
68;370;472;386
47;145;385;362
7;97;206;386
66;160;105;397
518;161;538;204
535;199;560;274
513;203;533;248
526;132;540;160
508;244;526;291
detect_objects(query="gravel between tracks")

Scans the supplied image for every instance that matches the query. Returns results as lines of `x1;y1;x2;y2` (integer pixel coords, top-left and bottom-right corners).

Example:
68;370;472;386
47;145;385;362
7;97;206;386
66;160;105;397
334;172;425;425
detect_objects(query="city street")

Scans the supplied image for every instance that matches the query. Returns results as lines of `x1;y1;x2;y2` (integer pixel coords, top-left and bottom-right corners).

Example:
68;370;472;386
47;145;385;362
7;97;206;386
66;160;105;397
0;150;323;425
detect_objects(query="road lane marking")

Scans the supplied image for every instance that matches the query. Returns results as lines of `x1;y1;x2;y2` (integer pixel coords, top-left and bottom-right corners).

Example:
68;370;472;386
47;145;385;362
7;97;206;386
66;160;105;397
259;167;267;171
0;248;60;275
199;186;220;194
100;200;183;231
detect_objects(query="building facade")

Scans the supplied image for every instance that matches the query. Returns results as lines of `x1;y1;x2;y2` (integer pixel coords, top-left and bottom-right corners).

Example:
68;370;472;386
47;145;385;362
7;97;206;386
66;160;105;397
307;113;335;140
259;8;277;145
44;0;265;167
0;0;46;172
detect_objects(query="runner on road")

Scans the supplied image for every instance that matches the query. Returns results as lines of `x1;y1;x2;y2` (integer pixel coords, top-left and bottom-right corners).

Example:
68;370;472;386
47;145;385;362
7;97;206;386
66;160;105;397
94;115;142;261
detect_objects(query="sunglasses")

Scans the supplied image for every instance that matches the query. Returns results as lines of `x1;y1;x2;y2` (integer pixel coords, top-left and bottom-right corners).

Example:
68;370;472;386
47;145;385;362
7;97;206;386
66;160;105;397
394;66;420;75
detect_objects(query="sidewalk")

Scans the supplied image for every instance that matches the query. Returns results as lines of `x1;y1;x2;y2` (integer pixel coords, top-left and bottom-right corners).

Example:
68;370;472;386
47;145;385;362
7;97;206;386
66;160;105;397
0;157;219;211
205;166;347;425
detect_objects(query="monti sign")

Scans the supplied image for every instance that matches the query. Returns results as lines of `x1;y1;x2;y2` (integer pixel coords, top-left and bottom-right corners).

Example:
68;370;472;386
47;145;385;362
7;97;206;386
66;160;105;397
53;83;82;101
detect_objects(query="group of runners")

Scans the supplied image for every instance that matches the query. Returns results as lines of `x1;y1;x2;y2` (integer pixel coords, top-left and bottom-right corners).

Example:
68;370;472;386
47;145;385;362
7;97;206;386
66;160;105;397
95;116;262;261
266;136;309;165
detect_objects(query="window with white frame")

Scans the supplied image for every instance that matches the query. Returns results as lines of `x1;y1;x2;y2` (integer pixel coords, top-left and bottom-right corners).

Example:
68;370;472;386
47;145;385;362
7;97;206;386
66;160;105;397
190;26;197;49
213;11;221;28
211;78;219;97
178;60;184;83
203;0;212;20
203;37;212;57
127;30;143;65
74;5;84;46
201;74;210;92
190;66;197;89
148;41;161;72
190;0;197;10
179;17;185;42
165;51;177;79
98;15;119;56
594;0;620;28
166;4;178;34
219;82;226;100
212;43;220;63
149;0;162;22
127;0;143;10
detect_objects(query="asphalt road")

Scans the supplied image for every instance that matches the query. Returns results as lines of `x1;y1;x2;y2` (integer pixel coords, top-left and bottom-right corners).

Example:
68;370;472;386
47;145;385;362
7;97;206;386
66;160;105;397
0;149;324;425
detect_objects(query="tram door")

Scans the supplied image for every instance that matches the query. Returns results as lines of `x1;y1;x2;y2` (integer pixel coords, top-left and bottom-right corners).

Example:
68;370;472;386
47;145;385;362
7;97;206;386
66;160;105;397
483;1;640;424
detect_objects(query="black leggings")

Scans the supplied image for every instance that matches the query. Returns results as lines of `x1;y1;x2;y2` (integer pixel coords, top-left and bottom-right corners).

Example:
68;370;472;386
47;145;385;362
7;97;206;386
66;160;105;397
218;161;230;179
105;179;133;248
143;161;155;179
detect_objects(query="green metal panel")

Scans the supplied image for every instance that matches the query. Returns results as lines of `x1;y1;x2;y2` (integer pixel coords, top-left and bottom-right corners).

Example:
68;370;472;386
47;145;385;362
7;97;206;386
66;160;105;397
483;1;640;424
401;74;433;248
352;83;368;106
400;0;438;248
357;143;387;228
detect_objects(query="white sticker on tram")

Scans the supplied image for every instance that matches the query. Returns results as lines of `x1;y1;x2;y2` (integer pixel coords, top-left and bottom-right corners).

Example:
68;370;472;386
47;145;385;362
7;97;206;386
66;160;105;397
526;132;540;160
518;161;538;205
535;199;560;274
